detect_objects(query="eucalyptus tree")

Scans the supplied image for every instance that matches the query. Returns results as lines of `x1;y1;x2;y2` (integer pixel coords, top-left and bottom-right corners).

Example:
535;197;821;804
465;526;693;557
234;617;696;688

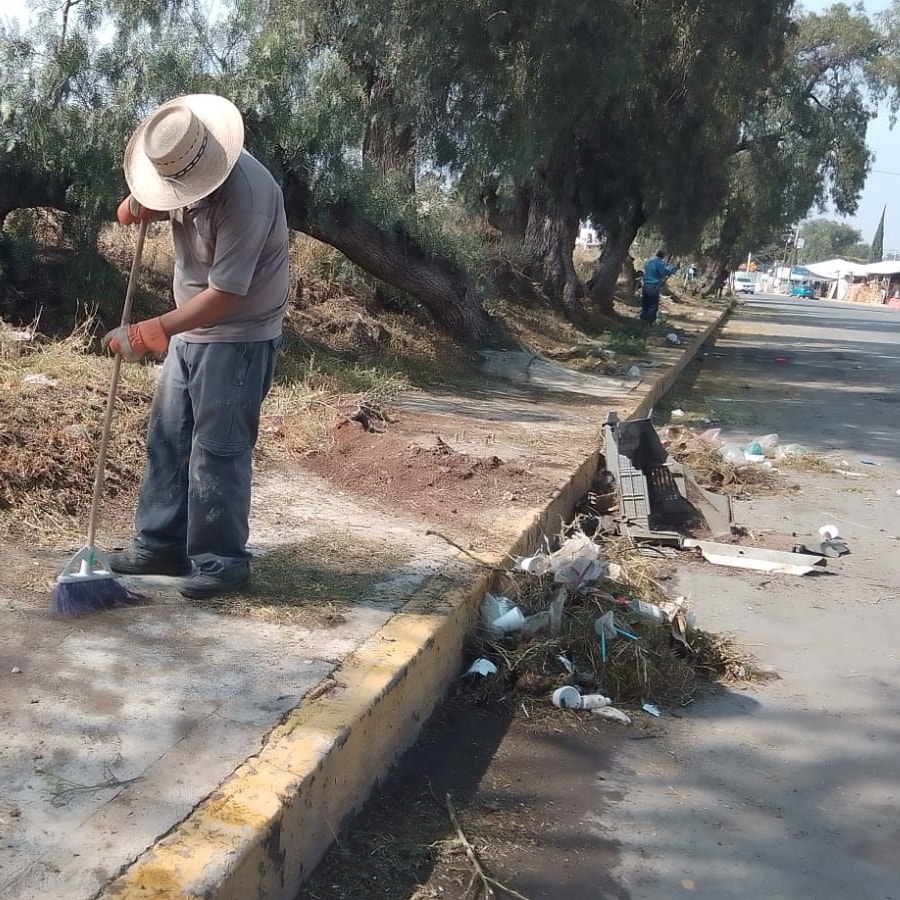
697;2;883;293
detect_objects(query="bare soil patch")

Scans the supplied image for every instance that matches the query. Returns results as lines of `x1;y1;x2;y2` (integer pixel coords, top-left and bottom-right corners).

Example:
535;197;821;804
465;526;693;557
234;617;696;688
301;411;563;545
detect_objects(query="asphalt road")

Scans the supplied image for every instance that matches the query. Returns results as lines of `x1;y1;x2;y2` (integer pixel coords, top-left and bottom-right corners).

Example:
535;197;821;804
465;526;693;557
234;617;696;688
603;295;900;899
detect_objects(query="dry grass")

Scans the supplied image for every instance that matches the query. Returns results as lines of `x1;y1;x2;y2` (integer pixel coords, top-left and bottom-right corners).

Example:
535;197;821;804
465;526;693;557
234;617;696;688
0;321;153;539
190;535;410;626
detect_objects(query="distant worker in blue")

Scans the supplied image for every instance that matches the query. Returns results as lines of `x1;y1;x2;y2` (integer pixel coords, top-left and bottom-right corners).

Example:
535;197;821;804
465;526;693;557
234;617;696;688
640;249;679;325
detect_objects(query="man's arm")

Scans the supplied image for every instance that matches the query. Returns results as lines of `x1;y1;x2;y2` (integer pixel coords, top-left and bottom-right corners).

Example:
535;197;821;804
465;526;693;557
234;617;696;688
159;287;241;336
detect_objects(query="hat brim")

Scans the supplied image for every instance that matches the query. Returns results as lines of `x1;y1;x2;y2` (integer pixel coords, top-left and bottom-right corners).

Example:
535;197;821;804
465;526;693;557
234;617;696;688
124;94;245;211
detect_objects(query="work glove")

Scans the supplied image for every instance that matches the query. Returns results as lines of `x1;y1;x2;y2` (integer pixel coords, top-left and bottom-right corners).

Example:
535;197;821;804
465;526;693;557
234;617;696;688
101;317;169;362
116;194;160;226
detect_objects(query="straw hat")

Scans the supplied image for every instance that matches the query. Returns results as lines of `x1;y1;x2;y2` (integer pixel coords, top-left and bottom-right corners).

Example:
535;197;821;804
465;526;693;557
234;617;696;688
124;94;245;211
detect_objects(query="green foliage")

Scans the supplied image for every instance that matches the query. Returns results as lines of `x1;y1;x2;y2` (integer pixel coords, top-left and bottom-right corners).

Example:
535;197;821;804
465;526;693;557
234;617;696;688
800;218;864;263
699;2;885;269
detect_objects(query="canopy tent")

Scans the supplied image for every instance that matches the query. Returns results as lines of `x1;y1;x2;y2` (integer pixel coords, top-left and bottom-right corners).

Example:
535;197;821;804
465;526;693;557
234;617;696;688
863;260;900;276
803;258;869;280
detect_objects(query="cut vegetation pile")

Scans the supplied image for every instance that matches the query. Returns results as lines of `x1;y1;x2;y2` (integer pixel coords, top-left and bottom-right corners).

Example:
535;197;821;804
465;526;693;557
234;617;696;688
467;531;766;713
0;326;151;537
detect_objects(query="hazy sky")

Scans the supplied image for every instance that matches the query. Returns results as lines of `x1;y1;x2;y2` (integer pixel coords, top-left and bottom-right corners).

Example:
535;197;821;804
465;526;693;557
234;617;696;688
1;0;898;249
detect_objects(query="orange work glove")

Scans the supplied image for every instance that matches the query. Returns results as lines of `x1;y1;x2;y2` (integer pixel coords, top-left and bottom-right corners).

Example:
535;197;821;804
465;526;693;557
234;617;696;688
116;194;160;225
101;317;169;362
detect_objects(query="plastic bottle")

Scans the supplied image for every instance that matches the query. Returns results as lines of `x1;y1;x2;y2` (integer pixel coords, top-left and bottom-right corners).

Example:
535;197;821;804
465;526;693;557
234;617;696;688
627;598;665;625
579;693;612;709
718;443;745;464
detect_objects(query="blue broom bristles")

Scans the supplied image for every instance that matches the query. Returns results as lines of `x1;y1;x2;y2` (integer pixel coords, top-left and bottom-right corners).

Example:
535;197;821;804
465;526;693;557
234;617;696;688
51;576;145;617
51;546;145;617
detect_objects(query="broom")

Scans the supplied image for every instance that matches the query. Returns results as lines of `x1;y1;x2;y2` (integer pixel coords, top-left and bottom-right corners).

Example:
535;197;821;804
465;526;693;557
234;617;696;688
51;219;150;616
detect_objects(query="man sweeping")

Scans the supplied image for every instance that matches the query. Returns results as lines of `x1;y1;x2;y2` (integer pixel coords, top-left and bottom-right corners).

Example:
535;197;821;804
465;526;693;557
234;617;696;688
104;94;290;598
640;248;678;325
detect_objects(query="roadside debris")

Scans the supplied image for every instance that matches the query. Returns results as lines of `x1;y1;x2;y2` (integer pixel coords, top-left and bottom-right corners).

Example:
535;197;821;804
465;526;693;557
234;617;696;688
466;412;842;719
464;658;499;677
593;707;632;725
682;539;826;575
470;517;769;720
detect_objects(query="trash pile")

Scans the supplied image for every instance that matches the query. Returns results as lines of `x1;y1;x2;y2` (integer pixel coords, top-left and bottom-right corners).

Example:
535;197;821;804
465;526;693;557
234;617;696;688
464;530;760;723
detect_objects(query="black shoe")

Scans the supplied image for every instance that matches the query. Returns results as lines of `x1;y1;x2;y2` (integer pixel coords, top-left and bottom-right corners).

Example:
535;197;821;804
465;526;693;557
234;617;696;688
108;548;192;577
178;559;251;599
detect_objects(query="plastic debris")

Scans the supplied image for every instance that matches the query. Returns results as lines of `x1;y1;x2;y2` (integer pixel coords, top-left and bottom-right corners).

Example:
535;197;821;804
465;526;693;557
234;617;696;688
671;408;685;417
481;593;513;628
552;686;581;709
819;524;840;540
579;693;612;710
860;459;880;466
627;365;642;378
666;333;681;345
548;587;567;636
752;433;779;450
515;554;552;575
592;707;632;725
549;533;607;588
556;654;575;674
718;443;745;464
683;539;825;575
776;443;806;458
626;597;665;625
22;373;58;387
642;703;662;717
492;606;526;634
464;658;498;677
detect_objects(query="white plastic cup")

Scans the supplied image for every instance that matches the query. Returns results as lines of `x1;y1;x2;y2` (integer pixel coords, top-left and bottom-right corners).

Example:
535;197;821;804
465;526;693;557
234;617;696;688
552;686;582;709
491;606;526;634
516;555;551;576
579;694;612;710
819;524;840;540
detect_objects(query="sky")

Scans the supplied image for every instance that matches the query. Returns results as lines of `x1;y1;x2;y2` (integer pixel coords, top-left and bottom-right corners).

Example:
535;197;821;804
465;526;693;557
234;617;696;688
1;0;898;250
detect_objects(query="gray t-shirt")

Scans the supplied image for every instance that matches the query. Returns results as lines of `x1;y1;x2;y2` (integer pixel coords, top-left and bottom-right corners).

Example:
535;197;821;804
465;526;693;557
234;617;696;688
170;150;290;342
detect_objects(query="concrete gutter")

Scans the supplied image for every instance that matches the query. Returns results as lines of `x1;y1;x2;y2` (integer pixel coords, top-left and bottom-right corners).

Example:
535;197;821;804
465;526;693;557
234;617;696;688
99;307;730;900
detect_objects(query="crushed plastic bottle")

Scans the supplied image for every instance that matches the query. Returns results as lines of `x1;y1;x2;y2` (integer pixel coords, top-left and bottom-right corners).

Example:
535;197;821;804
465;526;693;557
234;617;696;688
627;598;665;625
776;443;806;458
718;443;745;464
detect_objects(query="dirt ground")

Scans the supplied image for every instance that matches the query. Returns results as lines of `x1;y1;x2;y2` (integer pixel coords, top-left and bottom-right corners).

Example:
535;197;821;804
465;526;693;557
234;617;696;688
298;687;637;900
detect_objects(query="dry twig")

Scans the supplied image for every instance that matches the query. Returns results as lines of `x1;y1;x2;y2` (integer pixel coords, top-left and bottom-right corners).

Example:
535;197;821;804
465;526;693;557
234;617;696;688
444;793;532;900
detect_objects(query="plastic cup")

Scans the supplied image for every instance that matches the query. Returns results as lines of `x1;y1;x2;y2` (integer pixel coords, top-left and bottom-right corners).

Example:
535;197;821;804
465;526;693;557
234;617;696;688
552;686;582;709
819;524;840;540
516;555;551;576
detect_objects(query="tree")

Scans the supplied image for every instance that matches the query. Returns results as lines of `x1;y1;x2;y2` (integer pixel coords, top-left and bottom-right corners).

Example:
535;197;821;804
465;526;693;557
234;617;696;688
868;206;885;262
696;3;884;294
799;218;863;262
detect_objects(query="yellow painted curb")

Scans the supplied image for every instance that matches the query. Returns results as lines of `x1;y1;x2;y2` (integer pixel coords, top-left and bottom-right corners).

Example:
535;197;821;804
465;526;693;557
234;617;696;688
100;306;729;900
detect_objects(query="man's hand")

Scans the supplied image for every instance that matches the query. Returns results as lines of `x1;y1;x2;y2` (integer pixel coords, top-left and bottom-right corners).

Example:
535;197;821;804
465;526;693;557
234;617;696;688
116;194;162;226
101;317;169;362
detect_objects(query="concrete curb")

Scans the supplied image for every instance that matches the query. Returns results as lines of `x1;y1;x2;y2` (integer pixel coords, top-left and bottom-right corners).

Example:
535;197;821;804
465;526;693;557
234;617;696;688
100;306;730;900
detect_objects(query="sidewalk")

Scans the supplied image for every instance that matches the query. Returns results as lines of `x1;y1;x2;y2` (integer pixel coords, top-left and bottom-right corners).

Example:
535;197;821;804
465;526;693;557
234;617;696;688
0;301;727;900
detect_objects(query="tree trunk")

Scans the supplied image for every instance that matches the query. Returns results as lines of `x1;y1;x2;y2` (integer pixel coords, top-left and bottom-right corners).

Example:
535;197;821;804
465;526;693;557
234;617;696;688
521;156;582;314
362;72;416;194
700;258;729;297
586;205;646;314
281;167;498;348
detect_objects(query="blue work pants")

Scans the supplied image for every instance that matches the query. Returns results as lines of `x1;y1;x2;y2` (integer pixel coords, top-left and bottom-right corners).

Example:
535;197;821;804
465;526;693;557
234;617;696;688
640;283;661;324
132;336;281;566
